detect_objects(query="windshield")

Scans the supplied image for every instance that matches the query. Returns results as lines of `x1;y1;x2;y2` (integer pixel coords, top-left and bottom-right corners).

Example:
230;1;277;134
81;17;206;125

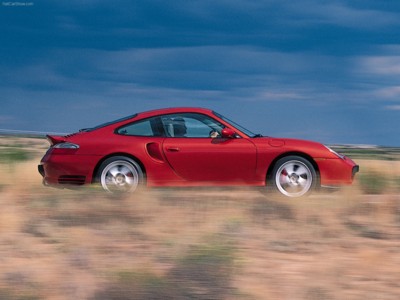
80;114;138;132
213;111;259;138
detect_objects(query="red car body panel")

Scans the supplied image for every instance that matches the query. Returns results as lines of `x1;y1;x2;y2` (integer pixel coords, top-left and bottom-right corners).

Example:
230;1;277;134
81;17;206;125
39;107;358;189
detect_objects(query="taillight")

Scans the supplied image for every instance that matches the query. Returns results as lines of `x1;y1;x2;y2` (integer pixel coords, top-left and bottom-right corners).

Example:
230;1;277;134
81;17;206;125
53;142;79;149
51;142;80;154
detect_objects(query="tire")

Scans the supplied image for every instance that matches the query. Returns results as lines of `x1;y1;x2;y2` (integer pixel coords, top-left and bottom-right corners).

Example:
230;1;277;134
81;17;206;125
269;156;317;198
96;156;144;194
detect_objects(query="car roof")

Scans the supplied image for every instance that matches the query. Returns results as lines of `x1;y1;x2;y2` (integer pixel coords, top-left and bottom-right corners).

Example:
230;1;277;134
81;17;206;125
136;107;214;118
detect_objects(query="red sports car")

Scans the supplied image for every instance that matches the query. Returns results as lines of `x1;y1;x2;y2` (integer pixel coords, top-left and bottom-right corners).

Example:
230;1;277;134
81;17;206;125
38;107;359;198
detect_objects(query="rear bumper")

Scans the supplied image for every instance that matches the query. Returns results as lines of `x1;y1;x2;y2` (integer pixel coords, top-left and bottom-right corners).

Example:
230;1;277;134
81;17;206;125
38;153;99;186
38;164;45;177
38;164;51;186
38;163;87;186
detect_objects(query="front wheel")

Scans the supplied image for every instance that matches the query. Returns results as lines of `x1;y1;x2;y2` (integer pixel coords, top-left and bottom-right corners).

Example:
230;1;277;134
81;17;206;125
269;156;317;198
96;156;144;194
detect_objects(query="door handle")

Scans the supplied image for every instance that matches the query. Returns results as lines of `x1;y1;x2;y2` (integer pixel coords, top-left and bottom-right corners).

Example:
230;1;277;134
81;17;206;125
166;147;180;152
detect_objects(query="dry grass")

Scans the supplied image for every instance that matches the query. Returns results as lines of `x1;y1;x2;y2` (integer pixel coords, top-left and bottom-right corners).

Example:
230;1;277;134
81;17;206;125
1;137;400;299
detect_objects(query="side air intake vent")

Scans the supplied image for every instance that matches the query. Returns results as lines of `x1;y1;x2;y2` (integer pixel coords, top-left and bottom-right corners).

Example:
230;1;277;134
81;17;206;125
58;175;86;185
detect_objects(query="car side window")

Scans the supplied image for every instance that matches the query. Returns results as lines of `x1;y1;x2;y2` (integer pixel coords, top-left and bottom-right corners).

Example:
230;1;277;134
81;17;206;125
116;117;164;136
161;113;224;138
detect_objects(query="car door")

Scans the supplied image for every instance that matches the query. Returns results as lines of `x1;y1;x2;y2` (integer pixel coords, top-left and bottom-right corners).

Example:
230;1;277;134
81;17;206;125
161;113;257;182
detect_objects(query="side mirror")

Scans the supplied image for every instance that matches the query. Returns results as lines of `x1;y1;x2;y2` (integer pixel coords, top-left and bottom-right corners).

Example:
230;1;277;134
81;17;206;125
221;128;236;138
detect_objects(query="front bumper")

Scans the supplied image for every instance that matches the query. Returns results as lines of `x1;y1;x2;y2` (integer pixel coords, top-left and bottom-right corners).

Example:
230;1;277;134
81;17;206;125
317;156;359;186
352;165;360;179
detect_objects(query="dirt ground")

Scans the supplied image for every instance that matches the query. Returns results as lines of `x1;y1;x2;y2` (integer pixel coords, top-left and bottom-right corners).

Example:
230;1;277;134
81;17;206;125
0;138;399;299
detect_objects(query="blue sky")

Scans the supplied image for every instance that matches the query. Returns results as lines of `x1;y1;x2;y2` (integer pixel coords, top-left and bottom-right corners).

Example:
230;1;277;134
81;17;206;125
1;0;400;146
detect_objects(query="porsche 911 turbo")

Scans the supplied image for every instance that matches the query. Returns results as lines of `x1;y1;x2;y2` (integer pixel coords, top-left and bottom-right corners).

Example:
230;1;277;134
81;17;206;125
38;107;359;198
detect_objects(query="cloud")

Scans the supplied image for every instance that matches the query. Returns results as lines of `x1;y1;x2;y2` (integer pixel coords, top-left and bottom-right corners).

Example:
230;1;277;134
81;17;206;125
286;1;400;29
50;46;347;90
0;115;14;124
2;0;400;144
385;105;400;111
374;86;400;99
6;0;398;54
353;48;400;100
2;43;371;118
359;55;400;75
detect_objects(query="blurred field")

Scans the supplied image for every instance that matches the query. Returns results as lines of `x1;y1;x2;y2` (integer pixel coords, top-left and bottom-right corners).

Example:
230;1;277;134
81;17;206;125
1;137;400;299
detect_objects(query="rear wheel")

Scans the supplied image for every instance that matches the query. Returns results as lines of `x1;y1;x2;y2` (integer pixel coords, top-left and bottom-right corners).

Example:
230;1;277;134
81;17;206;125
269;156;317;198
96;156;144;193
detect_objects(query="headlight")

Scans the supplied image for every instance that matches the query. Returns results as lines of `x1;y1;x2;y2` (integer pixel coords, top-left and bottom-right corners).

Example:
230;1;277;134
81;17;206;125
53;142;79;149
324;145;345;159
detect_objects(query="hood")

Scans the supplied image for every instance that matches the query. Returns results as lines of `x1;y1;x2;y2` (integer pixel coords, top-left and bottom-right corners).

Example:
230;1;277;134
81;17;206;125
253;136;330;156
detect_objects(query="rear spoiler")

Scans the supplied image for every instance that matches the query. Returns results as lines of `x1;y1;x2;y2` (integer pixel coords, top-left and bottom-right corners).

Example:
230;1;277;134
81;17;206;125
46;135;66;146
